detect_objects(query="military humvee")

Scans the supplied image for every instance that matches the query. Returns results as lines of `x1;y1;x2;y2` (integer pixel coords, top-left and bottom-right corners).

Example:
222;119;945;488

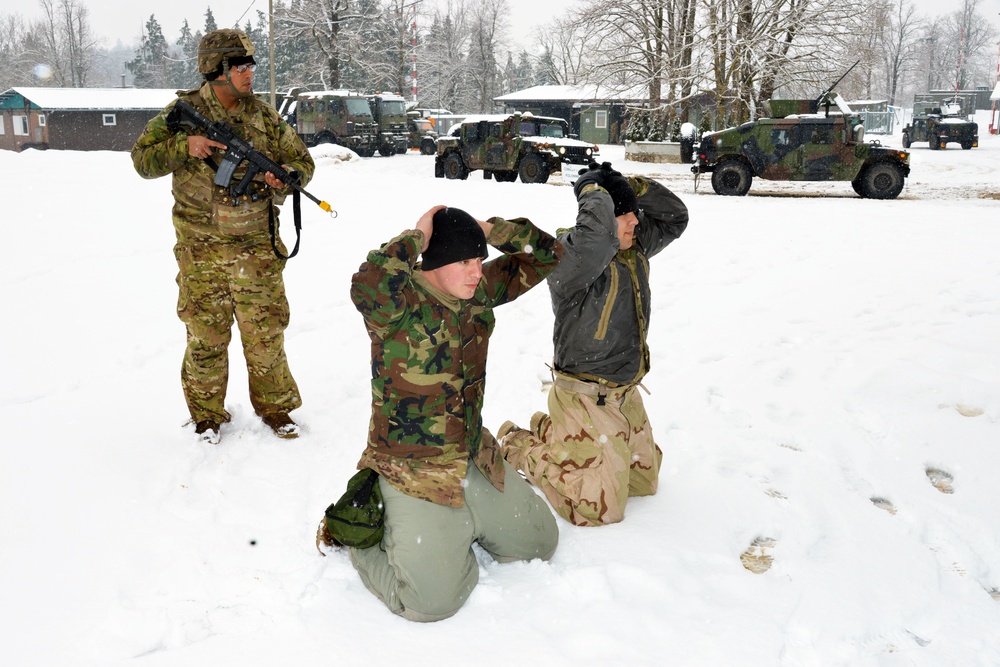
434;112;599;184
902;97;978;150
407;112;438;154
514;114;600;165
286;90;378;156
366;92;409;156
692;94;911;199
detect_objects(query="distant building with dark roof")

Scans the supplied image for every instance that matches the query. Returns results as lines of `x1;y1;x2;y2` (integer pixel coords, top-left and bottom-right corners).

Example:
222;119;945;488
0;87;179;152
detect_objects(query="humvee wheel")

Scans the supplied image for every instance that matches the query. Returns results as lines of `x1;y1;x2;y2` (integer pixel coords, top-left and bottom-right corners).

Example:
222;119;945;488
518;154;550;184
314;131;336;147
711;160;752;196
859;162;904;200
420;138;436;155
929;133;940;150
961;141;973;150
901;132;911;149
377;143;395;157
443;152;469;180
851;178;864;196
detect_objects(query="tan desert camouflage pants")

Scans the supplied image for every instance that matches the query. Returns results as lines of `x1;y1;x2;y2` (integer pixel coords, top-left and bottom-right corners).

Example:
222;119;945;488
174;232;301;424
502;373;662;527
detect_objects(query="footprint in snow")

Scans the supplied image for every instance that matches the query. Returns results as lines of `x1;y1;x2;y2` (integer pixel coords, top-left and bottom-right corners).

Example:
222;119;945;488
740;536;776;574
925;467;955;494
870;496;897;515
955;404;983;417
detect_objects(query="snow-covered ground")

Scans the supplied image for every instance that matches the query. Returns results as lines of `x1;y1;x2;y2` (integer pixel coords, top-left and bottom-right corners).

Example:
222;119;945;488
3;113;999;666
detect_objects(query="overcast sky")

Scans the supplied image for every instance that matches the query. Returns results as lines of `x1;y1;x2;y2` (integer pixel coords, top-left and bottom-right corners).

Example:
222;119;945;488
0;0;997;57
0;0;573;50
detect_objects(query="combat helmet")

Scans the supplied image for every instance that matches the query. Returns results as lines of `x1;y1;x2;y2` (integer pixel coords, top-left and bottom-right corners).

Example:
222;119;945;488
197;29;255;75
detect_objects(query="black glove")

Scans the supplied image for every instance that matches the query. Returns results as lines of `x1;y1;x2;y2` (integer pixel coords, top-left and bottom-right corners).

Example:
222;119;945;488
573;161;620;199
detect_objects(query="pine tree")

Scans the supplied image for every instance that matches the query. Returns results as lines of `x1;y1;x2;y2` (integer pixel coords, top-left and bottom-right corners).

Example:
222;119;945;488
126;15;171;88
175;19;200;88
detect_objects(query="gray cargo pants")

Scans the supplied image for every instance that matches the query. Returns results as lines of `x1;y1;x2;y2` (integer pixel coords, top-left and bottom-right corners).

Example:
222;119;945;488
349;460;558;622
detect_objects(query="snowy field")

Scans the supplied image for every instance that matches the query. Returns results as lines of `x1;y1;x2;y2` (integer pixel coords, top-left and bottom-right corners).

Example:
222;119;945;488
2;113;999;666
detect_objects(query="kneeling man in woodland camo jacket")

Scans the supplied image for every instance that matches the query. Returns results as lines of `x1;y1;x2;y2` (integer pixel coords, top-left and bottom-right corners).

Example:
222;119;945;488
499;162;689;527
342;205;562;622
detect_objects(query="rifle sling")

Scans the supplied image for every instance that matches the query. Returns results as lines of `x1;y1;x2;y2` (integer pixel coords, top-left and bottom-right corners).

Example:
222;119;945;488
268;189;301;260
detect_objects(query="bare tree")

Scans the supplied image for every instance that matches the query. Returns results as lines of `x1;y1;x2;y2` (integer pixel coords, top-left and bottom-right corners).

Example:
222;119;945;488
467;0;509;112
530;16;593;86
282;0;377;89
35;0;98;87
941;0;999;90
0;13;37;88
881;0;925;105
418;1;472;111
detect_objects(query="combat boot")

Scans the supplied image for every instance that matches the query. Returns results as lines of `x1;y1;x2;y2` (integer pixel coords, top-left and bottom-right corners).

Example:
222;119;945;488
195;419;221;445
260;412;299;439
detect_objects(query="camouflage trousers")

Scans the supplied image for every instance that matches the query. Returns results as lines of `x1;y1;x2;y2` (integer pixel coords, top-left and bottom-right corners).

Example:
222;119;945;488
173;231;300;424
502;372;662;527
349;460;558;622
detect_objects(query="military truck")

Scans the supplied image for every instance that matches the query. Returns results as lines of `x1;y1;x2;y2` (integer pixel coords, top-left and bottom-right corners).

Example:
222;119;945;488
285;90;378;156
513;113;600;165
902;97;978;150
366;92;409;156
692;93;911;199
434;112;598;184
407;112;438;154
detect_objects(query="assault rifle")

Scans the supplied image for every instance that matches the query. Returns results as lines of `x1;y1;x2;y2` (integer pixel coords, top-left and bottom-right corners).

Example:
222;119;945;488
166;99;335;258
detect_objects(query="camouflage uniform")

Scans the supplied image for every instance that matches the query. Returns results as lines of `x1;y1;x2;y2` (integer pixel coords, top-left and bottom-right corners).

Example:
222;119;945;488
348;217;562;621
131;81;315;425
502;177;688;526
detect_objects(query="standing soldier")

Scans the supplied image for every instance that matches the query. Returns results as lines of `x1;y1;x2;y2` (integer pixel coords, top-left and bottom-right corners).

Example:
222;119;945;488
132;29;315;444
499;162;689;526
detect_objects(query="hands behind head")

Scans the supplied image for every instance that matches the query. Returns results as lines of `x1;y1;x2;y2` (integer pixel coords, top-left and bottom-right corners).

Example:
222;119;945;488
573;161;623;199
416;205;446;252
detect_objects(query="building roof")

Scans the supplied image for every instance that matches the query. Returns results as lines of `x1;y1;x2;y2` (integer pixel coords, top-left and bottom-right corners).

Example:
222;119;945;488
495;83;646;103
0;87;180;111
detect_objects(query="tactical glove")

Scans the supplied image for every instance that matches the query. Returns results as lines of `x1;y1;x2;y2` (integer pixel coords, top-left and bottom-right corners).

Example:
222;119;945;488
573;161;620;199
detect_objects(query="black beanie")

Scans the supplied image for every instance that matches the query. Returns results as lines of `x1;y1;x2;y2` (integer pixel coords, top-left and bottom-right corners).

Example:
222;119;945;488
421;207;488;270
605;175;639;217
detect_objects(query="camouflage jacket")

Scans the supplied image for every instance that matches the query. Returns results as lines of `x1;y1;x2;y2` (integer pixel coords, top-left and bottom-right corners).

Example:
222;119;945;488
550;177;688;386
351;218;562;507
131;83;314;241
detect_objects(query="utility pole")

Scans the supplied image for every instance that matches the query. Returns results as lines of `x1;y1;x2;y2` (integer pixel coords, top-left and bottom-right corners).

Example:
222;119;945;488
269;0;276;107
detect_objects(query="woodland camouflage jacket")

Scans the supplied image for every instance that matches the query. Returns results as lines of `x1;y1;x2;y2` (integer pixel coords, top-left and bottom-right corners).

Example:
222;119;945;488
131;82;314;240
550;177;688;386
351;218;562;507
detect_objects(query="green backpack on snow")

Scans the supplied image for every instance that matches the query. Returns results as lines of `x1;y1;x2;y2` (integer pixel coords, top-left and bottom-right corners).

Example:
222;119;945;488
319;469;384;550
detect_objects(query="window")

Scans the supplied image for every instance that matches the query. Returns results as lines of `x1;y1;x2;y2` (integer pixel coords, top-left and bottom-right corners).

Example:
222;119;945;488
37;114;46;127
13;114;28;136
0;116;5;135
595;110;608;129
103;113;117;126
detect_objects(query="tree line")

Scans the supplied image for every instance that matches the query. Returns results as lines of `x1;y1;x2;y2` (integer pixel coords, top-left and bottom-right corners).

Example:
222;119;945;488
2;0;997;134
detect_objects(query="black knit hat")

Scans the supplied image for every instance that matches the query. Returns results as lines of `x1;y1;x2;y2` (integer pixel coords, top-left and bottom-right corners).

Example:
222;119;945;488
421;207;488;270
605;175;639;217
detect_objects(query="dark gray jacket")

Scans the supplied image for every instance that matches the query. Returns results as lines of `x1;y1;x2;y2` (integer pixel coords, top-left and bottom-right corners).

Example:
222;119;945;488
549;177;688;386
